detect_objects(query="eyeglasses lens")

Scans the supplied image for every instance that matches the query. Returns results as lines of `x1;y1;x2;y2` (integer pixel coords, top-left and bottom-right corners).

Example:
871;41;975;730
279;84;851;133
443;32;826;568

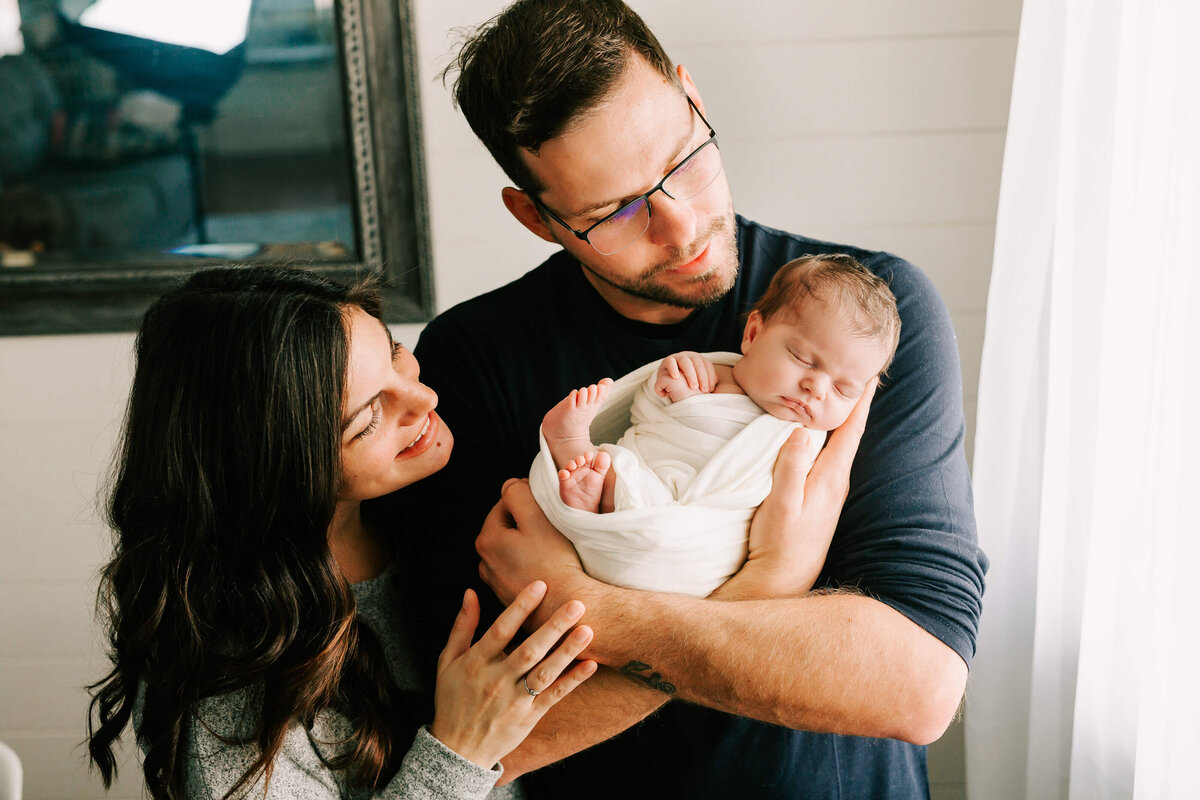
588;141;721;255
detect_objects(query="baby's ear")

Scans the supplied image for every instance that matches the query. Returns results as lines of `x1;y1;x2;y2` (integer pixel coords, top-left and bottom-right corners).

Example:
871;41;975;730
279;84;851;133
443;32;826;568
741;311;764;354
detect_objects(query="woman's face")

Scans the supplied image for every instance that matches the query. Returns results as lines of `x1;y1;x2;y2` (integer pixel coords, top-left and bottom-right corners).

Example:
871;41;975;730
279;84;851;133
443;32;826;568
338;307;453;501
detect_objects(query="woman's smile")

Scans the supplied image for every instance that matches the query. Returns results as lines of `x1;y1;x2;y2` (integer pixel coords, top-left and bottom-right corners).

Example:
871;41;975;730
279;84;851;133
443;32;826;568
397;412;440;459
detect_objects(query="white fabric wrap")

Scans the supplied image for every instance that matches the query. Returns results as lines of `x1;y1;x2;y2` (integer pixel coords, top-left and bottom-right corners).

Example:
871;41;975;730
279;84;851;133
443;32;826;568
530;352;819;597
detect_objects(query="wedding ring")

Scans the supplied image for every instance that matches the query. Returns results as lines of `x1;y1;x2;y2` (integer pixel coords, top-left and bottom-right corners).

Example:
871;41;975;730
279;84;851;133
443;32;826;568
523;675;540;697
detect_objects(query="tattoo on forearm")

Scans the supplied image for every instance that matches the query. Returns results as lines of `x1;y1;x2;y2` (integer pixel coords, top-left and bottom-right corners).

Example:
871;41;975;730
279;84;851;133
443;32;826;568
619;661;676;694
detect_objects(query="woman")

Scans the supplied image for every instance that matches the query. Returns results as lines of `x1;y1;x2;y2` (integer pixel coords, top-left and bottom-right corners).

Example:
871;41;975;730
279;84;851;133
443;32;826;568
86;266;596;798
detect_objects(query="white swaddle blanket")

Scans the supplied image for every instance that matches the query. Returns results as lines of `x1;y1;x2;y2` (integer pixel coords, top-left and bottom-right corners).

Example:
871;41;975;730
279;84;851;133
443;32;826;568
530;352;823;596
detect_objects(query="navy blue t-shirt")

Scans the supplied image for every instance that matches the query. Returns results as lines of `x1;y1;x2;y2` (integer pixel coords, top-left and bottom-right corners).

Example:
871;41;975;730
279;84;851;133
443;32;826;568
397;217;987;799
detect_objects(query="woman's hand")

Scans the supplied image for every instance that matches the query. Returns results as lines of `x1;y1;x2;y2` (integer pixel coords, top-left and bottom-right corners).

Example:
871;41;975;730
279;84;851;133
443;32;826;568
430;581;598;769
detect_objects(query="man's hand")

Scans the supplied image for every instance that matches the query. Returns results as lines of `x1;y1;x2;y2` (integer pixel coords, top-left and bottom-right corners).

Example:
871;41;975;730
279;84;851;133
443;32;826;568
477;478;591;628
714;380;877;600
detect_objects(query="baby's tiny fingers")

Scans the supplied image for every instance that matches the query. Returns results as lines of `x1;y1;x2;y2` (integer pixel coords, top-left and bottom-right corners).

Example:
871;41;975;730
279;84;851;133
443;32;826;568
680;358;700;388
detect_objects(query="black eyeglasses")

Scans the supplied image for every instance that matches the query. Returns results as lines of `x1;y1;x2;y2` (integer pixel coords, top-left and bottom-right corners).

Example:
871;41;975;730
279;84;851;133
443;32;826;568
534;96;721;256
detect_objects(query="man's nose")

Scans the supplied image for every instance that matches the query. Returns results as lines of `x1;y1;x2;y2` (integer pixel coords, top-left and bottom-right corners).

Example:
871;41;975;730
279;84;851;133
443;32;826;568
646;191;698;250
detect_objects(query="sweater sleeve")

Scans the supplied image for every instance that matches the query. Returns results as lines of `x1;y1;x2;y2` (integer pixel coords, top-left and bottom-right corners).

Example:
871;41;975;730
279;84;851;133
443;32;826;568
181;692;503;800
390;727;503;800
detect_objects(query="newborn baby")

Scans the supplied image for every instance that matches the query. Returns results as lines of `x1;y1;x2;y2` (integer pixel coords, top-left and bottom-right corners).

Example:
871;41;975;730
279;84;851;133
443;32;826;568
530;254;900;595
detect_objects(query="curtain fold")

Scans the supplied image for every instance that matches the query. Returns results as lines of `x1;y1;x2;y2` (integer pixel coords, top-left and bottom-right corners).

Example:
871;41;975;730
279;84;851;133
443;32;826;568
965;1;1200;798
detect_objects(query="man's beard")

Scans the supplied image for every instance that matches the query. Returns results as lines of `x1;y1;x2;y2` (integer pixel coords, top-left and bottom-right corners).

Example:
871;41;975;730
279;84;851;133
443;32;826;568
578;207;739;311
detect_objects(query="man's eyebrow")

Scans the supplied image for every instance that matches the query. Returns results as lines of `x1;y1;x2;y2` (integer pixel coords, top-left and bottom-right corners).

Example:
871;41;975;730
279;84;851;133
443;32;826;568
342;392;381;432
561;125;694;219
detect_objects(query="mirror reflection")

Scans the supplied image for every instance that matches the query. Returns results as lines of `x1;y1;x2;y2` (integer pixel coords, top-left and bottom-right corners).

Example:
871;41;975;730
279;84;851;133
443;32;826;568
0;0;357;268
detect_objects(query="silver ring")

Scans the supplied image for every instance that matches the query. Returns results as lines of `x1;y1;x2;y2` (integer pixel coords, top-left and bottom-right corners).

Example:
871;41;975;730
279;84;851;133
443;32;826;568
523;675;540;697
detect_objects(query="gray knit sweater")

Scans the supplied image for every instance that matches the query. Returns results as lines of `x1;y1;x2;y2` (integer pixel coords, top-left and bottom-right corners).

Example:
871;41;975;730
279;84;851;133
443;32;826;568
167;568;525;799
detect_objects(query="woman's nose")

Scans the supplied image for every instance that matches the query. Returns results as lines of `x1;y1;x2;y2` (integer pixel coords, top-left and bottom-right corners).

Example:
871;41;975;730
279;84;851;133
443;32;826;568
396;380;437;426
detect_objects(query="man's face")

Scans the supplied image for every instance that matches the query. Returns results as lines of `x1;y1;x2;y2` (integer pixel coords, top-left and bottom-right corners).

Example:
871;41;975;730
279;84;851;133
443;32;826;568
520;57;738;321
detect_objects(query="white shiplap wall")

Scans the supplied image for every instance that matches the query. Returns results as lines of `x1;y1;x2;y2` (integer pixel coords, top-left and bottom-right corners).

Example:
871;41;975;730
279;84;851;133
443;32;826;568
0;2;1019;797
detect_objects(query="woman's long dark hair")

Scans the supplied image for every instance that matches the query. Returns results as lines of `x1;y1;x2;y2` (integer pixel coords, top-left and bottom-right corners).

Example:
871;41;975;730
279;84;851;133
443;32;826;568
86;266;424;798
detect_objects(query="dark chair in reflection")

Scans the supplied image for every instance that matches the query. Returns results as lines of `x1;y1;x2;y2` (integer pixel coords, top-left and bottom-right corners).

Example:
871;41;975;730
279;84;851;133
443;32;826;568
59;15;247;243
0;12;245;254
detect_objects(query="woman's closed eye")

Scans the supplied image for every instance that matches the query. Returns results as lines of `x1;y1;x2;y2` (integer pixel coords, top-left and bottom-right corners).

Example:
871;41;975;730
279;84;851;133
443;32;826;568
353;400;383;441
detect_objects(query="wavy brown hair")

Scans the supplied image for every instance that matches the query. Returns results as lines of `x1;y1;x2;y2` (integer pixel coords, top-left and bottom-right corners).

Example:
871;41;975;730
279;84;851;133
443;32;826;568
86;266;426;798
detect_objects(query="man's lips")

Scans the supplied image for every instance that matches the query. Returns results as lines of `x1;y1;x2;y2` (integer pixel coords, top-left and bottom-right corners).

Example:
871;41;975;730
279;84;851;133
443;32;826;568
666;240;711;275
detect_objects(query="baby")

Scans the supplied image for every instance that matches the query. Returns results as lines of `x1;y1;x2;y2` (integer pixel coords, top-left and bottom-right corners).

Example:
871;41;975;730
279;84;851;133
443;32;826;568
531;254;901;595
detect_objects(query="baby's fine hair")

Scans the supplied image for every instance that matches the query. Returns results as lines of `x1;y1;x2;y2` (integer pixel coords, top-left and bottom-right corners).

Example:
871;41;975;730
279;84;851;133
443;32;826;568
753;254;902;374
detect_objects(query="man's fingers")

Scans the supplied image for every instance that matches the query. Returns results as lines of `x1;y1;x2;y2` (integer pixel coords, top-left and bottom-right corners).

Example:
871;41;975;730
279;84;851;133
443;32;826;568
480;493;516;538
500;477;549;529
808;379;877;491
771;429;818;495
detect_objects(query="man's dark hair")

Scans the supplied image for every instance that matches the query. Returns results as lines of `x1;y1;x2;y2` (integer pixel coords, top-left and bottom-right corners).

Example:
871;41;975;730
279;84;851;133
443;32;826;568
444;0;681;194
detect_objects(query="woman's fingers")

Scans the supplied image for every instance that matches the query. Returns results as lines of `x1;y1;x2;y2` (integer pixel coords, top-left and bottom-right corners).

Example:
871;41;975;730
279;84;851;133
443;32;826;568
437;589;480;673
533;657;598;709
507;599;587;674
475;580;548;655
520;620;593;692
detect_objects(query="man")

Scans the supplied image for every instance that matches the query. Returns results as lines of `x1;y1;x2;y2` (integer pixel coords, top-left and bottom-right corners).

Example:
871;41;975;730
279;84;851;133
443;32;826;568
398;1;987;797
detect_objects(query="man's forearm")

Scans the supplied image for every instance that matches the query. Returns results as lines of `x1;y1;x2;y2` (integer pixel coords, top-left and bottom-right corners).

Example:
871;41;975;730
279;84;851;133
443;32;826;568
498;666;668;783
563;579;966;745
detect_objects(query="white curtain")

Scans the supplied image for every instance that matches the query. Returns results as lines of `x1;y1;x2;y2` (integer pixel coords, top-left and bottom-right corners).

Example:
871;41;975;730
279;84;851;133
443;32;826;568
965;0;1200;798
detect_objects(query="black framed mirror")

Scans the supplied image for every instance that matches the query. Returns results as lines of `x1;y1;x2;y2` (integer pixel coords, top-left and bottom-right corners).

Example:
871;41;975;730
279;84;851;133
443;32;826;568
0;0;431;336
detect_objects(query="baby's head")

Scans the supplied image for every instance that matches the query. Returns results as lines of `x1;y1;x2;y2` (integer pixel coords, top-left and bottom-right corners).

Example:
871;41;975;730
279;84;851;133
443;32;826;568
733;254;900;431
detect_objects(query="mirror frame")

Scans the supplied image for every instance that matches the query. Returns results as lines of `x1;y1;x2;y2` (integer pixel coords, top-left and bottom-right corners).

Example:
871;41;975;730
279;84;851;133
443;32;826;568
0;0;432;337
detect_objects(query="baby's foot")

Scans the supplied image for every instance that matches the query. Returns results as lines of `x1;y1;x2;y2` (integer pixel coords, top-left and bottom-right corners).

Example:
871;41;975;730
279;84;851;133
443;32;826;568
558;450;612;513
543;378;613;469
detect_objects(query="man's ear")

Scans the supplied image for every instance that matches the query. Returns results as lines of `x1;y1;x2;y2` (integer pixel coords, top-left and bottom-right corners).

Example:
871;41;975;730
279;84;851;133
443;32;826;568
676;64;706;117
741;311;764;355
502;187;558;244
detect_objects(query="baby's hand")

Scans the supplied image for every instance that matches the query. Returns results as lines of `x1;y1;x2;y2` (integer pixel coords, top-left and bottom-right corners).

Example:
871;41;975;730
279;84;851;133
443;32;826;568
655;351;717;402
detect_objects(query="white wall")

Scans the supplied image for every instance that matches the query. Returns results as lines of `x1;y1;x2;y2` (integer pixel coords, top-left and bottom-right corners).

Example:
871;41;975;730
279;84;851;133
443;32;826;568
0;1;1020;797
